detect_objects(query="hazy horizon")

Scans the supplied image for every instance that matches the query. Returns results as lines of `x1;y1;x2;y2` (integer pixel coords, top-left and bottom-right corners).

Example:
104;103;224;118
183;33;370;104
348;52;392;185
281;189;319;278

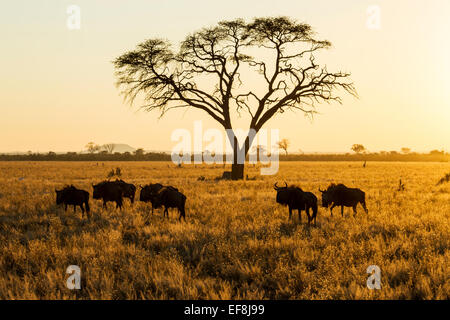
1;0;449;153
0;144;445;155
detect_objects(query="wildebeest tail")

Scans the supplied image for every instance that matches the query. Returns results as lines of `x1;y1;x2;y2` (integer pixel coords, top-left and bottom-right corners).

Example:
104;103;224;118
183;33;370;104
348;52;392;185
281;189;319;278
84;192;90;213
361;191;368;213
309;201;318;223
180;194;187;220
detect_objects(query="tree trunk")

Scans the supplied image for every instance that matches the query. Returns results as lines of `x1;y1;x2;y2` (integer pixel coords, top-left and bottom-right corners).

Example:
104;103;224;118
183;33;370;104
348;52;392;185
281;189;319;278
231;163;244;180
231;134;245;180
228;129;253;180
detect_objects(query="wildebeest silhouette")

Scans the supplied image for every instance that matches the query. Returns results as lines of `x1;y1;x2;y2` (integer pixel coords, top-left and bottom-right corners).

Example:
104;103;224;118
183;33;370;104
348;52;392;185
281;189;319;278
319;183;368;217
55;185;90;218
150;186;186;221
139;183;164;213
273;182;318;224
114;179;136;203
92;181;124;209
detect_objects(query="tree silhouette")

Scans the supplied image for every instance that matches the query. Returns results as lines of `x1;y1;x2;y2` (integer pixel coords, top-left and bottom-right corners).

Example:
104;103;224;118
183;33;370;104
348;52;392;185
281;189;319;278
351;144;366;154
251;144;267;162
102;143;116;154
114;16;356;179
277;138;290;155
401;147;411;154
85;142;100;154
134;148;145;156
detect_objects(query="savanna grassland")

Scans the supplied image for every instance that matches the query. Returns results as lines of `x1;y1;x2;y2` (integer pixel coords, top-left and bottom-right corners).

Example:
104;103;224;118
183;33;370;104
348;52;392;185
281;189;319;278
0;161;449;299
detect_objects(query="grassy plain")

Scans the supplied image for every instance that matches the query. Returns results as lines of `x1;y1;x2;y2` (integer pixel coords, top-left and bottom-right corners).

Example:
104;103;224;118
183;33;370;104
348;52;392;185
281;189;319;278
0;161;449;299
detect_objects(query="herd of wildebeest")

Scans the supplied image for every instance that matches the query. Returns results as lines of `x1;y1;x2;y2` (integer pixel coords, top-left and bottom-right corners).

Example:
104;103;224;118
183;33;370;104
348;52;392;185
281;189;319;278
55;178;368;224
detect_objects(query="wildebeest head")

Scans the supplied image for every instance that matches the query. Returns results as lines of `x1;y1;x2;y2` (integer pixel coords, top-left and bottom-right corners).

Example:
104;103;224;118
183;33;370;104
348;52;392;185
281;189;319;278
55;189;64;204
319;184;334;207
150;193;163;209
273;182;291;205
319;188;331;208
92;182;104;199
319;184;343;207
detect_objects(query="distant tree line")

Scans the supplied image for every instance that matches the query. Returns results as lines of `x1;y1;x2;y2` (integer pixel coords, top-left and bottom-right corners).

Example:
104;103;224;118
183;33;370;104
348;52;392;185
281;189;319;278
0;150;448;162
0;151;172;161
277;151;449;162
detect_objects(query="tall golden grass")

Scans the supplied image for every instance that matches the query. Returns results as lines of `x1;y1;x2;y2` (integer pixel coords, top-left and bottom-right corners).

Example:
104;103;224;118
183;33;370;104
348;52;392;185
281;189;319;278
0;161;449;299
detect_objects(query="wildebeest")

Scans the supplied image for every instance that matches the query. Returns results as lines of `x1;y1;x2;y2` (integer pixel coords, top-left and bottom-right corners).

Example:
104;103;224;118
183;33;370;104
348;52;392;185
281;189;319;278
150;186;186;221
55;185;90;218
92;181;124;209
114;179;136;203
139;183;164;213
318;183;368;217
273;182;318;224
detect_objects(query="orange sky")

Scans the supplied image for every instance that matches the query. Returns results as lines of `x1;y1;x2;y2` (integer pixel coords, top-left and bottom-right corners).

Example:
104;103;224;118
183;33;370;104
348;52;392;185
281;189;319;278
1;0;449;153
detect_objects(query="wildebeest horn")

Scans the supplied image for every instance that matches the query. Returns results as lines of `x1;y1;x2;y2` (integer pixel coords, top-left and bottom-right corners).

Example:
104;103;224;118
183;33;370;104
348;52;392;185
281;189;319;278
318;188;325;193
273;182;279;190
283;181;288;188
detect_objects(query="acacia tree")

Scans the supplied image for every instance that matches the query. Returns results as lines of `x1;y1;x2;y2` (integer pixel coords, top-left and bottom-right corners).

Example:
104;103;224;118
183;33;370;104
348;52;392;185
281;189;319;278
114;17;356;179
85;142;100;154
277;138;290;155
401;147;411;154
102;143;116;154
351;144;366;154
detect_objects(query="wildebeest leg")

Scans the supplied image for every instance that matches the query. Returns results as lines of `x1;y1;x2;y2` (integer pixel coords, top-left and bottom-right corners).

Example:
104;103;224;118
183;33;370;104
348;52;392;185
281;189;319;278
288;206;292;220
164;208;169;219
361;200;368;213
330;204;336;216
179;207;186;222
352;205;357;216
341;206;344;217
103;200;107;209
305;207;311;224
64;204;68;212
73;205;76;213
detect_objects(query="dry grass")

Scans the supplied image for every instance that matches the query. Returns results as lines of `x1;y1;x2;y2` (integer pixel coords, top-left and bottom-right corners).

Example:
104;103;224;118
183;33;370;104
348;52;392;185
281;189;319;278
0;161;449;299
